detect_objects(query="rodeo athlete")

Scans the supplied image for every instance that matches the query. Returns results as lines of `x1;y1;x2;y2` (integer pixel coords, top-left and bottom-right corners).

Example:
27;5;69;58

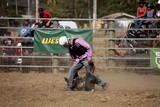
59;36;109;91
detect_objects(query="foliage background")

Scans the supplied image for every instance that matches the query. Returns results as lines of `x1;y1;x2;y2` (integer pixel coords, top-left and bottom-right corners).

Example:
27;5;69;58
0;0;157;18
40;0;156;18
0;0;157;26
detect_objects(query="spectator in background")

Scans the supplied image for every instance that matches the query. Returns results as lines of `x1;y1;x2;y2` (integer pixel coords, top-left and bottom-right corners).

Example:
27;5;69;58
36;8;52;28
145;3;157;37
134;0;147;28
2;31;15;55
156;0;160;18
83;23;89;29
156;1;160;21
152;29;160;48
2;31;14;46
17;19;32;53
152;36;160;48
145;3;156;26
114;40;126;57
154;1;160;32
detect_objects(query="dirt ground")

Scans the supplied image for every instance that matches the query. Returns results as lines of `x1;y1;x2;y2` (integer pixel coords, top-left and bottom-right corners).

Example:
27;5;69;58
0;70;160;107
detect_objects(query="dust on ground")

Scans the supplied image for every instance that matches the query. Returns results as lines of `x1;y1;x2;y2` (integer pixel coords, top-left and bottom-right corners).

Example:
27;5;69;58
0;71;160;107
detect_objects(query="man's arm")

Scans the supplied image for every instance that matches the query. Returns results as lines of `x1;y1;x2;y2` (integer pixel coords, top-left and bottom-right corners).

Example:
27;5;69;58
23;26;31;37
46;11;52;26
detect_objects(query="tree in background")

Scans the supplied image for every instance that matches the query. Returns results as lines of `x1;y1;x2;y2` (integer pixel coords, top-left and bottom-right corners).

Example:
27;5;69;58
0;0;8;17
0;0;158;22
39;0;92;18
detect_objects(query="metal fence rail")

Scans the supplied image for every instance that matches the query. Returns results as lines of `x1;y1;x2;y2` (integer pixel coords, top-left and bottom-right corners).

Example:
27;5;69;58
0;18;159;73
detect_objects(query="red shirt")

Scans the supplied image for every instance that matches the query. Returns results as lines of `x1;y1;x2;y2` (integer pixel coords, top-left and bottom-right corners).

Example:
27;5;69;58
39;10;52;23
137;6;146;18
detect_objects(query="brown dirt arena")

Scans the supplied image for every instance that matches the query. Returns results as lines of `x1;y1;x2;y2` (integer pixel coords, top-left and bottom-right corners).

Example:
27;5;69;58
0;70;160;107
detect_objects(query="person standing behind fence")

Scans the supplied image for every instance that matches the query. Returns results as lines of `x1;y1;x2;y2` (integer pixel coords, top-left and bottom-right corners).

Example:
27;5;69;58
59;36;109;91
1;31;14;55
156;1;160;22
152;0;160;47
155;1;160;30
114;40;126;57
134;0;147;29
36;8;52;28
17;19;32;53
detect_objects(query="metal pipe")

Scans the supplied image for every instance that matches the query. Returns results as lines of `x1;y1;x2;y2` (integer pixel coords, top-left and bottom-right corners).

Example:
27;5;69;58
15;0;18;15
28;0;30;15
93;0;97;32
36;0;39;22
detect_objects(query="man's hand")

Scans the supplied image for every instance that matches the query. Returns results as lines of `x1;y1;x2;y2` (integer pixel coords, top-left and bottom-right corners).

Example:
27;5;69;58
46;20;51;27
88;58;92;63
46;22;50;27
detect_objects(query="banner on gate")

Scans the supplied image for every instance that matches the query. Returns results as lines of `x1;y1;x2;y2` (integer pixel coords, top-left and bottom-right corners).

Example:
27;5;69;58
33;29;93;54
150;48;160;72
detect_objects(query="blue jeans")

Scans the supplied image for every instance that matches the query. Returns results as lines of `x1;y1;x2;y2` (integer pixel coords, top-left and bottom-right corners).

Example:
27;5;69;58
67;58;105;86
135;18;144;28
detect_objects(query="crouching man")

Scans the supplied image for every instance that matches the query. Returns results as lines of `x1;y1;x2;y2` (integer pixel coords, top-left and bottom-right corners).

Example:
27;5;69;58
59;36;109;91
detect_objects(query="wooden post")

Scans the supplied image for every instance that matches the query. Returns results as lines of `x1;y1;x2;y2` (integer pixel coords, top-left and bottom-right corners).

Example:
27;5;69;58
107;20;115;69
52;55;58;74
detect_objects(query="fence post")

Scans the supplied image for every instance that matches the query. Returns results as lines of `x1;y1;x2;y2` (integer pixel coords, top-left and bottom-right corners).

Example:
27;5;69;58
52;54;59;74
107;20;115;68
